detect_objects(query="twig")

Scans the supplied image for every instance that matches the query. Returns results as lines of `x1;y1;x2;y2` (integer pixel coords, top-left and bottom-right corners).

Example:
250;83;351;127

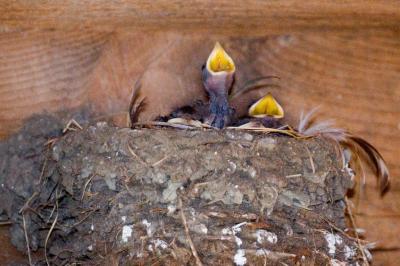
285;174;302;178
45;190;59;266
19;192;39;214
69;208;99;228
205;211;258;221
178;197;203;266
0;221;12;226
38;152;49;183
152;155;169;167
300;207;368;244
227;126;306;139
345;197;369;265
81;174;95;201
245;248;296;260
305;146;316;174
133;121;200;130
44;137;59;147
46;204;57;223
22;214;33;266
127;144;147;165
62;119;83;133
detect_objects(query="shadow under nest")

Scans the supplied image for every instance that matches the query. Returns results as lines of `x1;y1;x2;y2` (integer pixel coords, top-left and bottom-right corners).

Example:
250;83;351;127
0;110;371;266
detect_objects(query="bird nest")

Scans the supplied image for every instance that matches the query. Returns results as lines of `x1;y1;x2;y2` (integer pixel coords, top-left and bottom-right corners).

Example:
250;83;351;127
0;112;372;265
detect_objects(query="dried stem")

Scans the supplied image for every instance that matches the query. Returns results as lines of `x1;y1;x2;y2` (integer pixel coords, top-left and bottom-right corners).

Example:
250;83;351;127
22;214;33;266
178;197;203;266
345;197;369;266
45;190;59;266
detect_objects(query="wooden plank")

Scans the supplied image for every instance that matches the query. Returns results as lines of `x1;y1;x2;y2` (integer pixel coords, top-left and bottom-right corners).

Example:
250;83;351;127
0;30;108;137
1;1;400;34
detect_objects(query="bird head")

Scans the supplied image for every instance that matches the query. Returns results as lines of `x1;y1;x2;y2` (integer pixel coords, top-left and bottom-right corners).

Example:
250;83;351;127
248;93;284;118
202;42;236;98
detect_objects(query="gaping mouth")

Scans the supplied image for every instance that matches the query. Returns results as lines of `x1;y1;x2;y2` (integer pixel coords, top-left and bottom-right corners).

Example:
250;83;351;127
206;42;235;73
248;93;284;118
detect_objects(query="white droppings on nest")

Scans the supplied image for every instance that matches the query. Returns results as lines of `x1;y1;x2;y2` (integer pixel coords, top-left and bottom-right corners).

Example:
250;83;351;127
243;133;254;142
234;249;247;266
189;208;196;219
324;232;343;256
255;230;278;244
330;259;347;266
248;167;257;178
96;121;108;127
121;225;133;243
223;222;248;264
255;249;268;256
344;245;356;260
228;160;237;172
234;236;243;246
142;219;153;237
222;227;230;235
197;223;208;234
151;239;168;250
121;216;126;223
232;222;248;234
87;245;93;251
167;204;176;215
343;164;355;181
90;224;94;231
223;222;247;245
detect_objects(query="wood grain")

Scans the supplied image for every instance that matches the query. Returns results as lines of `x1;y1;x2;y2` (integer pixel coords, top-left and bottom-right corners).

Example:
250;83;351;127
0;23;399;266
0;31;108;137
1;1;400;34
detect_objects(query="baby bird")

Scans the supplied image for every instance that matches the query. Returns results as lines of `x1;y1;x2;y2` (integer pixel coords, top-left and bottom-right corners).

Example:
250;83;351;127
202;42;236;128
248;92;284;128
234;93;285;129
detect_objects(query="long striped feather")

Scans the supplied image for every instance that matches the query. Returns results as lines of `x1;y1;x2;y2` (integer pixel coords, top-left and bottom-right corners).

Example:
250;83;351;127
297;108;390;194
129;79;146;127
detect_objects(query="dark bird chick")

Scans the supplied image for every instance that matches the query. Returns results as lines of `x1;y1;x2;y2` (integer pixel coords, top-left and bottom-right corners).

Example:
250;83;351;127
233;93;285;129
202;42;236;128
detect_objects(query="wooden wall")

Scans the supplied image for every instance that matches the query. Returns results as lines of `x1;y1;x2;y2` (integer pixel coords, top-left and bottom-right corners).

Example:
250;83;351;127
1;1;399;265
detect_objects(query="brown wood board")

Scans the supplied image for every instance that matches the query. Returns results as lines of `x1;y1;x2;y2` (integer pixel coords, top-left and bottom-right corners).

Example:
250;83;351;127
1;1;400;34
0;11;399;264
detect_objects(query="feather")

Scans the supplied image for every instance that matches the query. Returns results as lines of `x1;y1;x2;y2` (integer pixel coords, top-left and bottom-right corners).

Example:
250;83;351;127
297;108;390;194
229;76;281;100
129;79;146;127
347;135;390;194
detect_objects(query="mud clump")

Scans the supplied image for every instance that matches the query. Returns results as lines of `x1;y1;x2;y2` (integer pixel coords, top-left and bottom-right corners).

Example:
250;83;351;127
0;114;362;265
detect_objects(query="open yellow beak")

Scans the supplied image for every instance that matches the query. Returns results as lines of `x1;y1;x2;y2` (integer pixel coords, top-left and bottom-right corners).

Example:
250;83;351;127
248;93;284;118
206;42;235;73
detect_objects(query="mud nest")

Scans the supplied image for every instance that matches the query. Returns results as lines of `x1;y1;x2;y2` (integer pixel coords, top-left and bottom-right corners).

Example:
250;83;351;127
0;114;367;265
